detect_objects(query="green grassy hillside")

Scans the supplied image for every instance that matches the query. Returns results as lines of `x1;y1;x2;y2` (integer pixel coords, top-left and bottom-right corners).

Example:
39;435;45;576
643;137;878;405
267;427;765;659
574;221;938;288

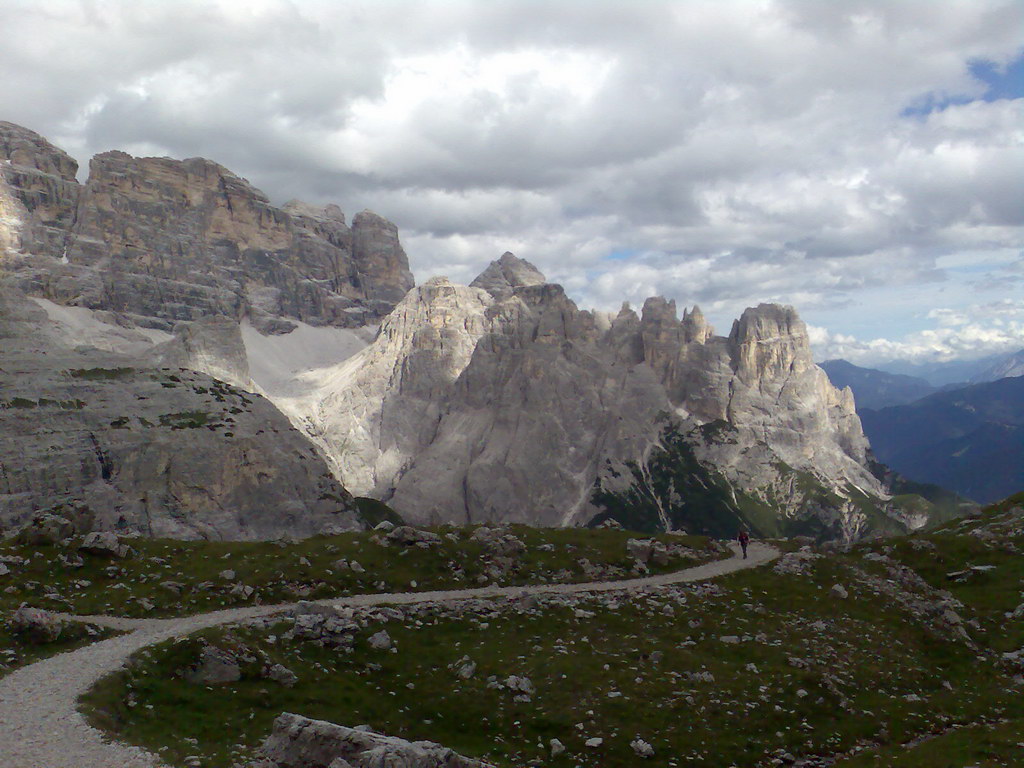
79;491;1024;767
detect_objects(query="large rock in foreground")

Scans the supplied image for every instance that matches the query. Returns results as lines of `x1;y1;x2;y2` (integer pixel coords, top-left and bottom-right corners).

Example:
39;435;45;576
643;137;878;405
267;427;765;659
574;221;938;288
251;712;495;768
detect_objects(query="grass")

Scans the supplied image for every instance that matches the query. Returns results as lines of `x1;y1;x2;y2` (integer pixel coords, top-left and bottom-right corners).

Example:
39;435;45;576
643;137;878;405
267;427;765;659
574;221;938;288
0;526;722;621
0;621;121;676
80;529;1024;767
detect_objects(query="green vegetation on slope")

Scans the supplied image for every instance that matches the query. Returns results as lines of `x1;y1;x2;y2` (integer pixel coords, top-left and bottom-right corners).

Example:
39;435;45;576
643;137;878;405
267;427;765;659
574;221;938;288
0;526;721;621
81;493;1024;767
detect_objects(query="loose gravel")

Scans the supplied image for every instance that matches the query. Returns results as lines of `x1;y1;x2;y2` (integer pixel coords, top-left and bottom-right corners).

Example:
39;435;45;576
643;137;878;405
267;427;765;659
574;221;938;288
0;541;777;768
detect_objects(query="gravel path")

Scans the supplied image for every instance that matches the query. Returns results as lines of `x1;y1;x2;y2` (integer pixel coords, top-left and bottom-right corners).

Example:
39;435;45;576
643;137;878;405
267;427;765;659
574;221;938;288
0;541;777;768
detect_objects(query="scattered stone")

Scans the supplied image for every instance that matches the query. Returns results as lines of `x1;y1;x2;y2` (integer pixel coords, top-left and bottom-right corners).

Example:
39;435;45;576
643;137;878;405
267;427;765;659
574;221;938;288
584;737;603;748
504;675;535;695
183;646;241;685
231;583;256;600
219;569;236;580
267;663;298;688
626;539;654;563
79;531;132;559
452;656;477;679
549;738;566;757
385;526;442;548
630;738;655;758
373;521;396;532
16;514;76;546
831;584;849;599
368;630;393;651
59;553;85;569
0;564;8;577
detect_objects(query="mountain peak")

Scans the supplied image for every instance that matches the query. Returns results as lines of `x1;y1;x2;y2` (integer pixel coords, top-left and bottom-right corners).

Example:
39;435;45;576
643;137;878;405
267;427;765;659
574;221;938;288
469;251;547;298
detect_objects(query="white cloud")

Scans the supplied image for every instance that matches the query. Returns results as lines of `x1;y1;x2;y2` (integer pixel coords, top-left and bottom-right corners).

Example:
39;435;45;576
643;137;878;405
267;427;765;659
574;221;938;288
809;298;1024;364
1;0;1022;361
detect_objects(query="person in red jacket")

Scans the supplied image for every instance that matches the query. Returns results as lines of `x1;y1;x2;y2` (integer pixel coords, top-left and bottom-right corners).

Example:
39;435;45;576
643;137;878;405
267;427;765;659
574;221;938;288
737;528;750;559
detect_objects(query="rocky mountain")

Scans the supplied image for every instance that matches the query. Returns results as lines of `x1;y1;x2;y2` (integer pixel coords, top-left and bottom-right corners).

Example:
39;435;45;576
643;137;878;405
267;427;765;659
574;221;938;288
0;121;958;542
0;282;361;540
820;359;937;410
860;376;1024;505
971;348;1024;383
264;257;950;541
0;121;413;334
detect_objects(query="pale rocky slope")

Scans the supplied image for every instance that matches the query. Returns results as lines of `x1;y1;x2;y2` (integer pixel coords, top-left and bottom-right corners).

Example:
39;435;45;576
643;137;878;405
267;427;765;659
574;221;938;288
0;283;360;540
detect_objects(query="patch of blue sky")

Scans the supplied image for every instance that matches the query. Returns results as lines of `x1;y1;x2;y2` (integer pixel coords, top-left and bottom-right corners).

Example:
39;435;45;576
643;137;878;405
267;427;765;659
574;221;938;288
605;248;641;261
901;49;1024;118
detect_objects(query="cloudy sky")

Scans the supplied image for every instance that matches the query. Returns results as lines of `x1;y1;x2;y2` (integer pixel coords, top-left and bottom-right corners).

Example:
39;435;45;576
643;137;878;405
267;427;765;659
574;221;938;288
2;0;1022;365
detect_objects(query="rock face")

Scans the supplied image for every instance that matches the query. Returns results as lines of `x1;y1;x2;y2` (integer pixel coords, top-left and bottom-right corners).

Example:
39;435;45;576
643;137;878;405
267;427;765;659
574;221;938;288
469;251;546;298
251;712;495;768
0;121;413;334
0;122;948;541
282;254;932;540
0;283;360;540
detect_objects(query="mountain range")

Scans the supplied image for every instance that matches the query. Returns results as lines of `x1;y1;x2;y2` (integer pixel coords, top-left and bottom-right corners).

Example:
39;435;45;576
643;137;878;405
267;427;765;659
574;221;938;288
859;377;1024;505
0;121;965;542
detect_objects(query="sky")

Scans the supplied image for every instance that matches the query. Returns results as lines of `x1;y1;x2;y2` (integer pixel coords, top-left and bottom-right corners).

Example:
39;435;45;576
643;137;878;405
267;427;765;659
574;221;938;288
1;0;1022;366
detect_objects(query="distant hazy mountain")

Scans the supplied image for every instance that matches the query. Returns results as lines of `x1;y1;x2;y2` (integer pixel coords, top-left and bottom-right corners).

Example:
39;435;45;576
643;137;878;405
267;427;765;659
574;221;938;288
820;359;936;410
860;376;1024;504
971;348;1024;383
876;348;1024;387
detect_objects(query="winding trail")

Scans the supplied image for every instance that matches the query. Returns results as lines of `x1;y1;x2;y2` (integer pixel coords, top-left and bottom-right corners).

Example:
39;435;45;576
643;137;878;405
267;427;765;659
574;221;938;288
0;541;777;768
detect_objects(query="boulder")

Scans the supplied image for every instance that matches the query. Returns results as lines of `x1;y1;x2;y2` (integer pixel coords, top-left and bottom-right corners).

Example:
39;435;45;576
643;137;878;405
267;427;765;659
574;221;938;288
78;531;132;559
250;712;495;767
183;646;242;685
626;539;654;563
267;663;298;688
10;604;65;644
16;512;82;545
385;527;442;548
630;738;655;758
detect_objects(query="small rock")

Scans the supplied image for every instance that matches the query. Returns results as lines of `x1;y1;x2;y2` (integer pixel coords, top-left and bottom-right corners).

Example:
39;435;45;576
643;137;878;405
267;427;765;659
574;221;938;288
219;569;236;580
630;738;655;758
550;738;566;757
585;737;603;748
368;630;392;650
831;584;849;599
267;663;298;687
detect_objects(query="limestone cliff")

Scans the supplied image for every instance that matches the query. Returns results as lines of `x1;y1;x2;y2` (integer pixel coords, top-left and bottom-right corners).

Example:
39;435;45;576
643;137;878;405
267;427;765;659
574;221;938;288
0;283;361;540
282;254;933;540
0;121;413;334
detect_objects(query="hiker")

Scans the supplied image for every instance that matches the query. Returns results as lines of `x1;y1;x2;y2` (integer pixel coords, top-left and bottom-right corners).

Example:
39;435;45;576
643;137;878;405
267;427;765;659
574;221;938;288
737;528;750;559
